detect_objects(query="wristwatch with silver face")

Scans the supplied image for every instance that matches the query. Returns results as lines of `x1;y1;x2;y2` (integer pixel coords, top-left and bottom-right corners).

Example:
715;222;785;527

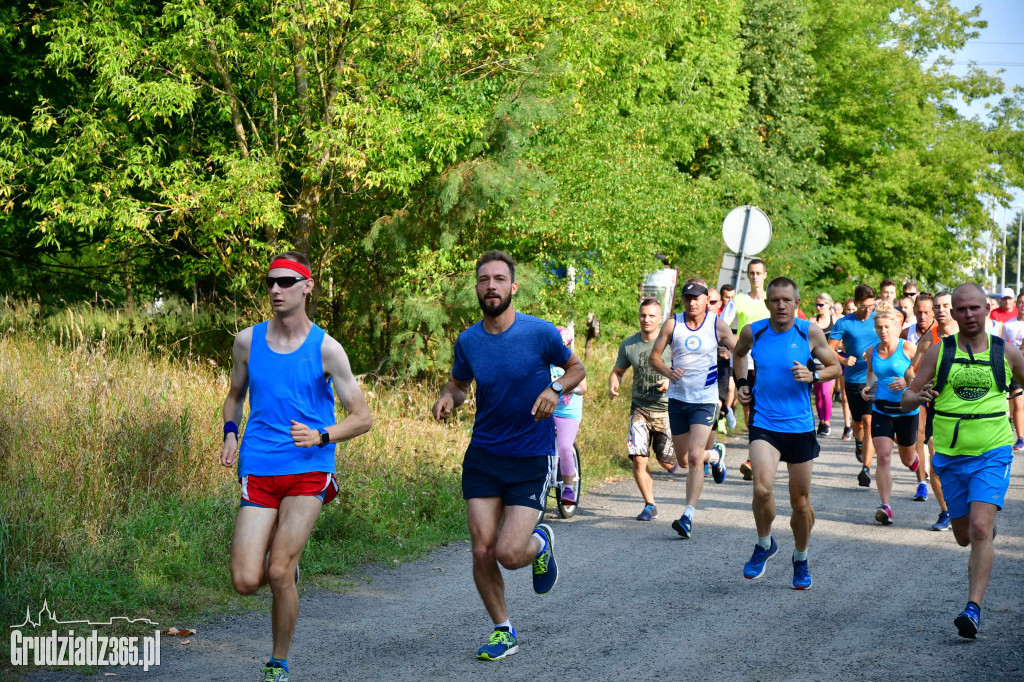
550;381;563;396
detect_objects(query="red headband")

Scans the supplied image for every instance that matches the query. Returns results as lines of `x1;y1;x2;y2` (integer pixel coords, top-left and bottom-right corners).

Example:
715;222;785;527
268;258;312;279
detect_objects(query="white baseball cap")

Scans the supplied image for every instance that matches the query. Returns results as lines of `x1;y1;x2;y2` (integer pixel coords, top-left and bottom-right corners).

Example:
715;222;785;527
1000;287;1015;299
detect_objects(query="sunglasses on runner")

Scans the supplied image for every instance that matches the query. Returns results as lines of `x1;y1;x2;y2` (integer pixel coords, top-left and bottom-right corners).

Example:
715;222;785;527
265;276;308;289
709;298;720;305
904;291;918;297
815;302;828;307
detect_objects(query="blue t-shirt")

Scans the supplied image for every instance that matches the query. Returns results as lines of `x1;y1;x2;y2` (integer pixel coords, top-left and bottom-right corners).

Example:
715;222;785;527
750;318;814;433
452;313;572;457
829;312;879;384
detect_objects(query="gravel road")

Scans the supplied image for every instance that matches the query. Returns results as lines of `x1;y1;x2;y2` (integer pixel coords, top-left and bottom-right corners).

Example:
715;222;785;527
27;423;1024;681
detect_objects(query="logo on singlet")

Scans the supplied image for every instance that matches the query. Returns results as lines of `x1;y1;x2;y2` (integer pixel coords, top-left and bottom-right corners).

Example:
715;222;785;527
949;364;992;401
684;335;702;351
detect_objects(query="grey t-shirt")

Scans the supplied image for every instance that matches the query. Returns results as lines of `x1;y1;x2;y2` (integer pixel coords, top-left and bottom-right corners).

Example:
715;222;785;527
615;333;671;411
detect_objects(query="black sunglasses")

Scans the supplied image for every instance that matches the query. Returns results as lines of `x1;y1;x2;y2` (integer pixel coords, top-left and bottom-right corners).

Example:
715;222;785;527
265;276;307;289
815;302;828;307
904;291;918;297
709;298;721;304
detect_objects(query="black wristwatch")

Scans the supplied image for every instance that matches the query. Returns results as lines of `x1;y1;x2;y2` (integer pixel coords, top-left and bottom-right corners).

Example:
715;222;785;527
550;381;563;396
812;370;821;383
318;430;330;448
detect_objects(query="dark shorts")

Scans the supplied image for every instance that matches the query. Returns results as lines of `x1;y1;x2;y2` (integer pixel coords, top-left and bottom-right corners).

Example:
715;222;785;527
668;399;718;435
925;402;935;443
749;425;820;464
239;472;339;509
844;382;873;422
1010;378;1023;399
461;446;552;511
717;356;731;401
871;411;919;447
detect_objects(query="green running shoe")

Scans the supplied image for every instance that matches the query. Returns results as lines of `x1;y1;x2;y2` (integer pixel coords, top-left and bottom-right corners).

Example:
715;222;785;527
477;628;518;660
262;665;290;681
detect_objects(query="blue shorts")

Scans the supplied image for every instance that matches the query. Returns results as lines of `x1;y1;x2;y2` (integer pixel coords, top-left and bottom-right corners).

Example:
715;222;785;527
461;447;553;511
667;399;717;435
933;445;1014;519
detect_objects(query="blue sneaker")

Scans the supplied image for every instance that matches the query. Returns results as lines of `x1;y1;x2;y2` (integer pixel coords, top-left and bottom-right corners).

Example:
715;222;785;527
726;407;737;429
532;524;557;594
704;463;710;478
932;510;951;531
477;628;518;660
743;537;779;580
792;555;812;590
711;443;727;484
636;504;657;521
913;482;928;501
954;603;980;639
671;514;692;539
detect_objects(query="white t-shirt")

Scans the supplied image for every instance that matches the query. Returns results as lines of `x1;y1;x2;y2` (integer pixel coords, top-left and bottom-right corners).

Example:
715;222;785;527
1001;318;1024;348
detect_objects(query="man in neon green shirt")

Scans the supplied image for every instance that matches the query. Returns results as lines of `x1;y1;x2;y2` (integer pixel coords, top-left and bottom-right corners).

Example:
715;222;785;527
728;258;769;480
902;283;1024;639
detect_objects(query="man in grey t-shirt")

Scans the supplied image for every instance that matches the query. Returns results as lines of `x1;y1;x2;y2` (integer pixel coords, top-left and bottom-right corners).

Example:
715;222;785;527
609;298;677;521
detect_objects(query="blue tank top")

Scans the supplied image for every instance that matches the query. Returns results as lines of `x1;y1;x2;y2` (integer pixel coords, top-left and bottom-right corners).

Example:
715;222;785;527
749;318;814;433
871;339;918;416
239;321;337;476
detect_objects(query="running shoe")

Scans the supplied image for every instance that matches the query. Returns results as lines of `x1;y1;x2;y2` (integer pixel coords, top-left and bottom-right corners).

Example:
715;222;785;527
932;510;951;531
704;463;710;477
561;486;576;504
857;466;871;488
739;460;753;481
913;482;928;501
636;504;657;521
743;536;778;580
816;422;830;437
726;407;737;429
1014;437;1024;451
841;426;853;441
477;628;519;660
668;463;679;474
671;514;693;539
792;555;812;590
711;443;727;484
954;603;980;639
262;665;290;682
855;441;863;463
532;524;557;594
875;504;893;525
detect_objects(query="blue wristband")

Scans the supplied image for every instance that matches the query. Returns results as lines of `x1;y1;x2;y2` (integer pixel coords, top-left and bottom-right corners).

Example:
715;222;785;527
223;421;239;441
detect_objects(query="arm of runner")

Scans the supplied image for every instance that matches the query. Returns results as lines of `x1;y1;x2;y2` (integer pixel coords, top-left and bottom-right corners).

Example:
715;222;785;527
716;316;738;352
861;348;876;400
220;328;252;468
533;351;586;421
609;365;626;399
910;332;934;371
800;324;842;384
902;343;940;411
649;318;684;381
895;340;917;389
572;377;588;395
1005;342;1024;388
432;376;472;420
291;335;372;448
733;325;754;405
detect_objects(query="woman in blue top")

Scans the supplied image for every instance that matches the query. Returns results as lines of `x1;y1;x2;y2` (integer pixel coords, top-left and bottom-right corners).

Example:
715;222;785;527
861;301;926;525
551;327;587;503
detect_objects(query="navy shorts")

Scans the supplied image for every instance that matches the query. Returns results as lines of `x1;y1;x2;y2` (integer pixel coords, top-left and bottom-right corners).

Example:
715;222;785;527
461;447;552;511
749;425;820;464
871;411;919;447
668;399;717;435
845;382;873;422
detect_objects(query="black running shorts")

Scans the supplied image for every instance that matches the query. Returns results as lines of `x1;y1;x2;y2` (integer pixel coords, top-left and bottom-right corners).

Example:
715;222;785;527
844;382;873;422
748;425;820;464
461;447;551;511
871;411;919;448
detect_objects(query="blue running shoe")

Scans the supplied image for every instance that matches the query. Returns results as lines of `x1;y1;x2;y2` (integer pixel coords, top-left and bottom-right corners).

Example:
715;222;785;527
932;510;951;531
477;628;518;660
532;524;558;594
792;555;812;590
704;463;710;477
671;514;692;539
711;443;727;484
913;482;928;501
954;603;980;639
743;537;778;580
636;504;657;521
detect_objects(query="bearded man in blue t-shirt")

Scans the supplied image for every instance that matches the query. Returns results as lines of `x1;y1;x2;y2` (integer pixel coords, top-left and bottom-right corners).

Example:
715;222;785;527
432;250;586;661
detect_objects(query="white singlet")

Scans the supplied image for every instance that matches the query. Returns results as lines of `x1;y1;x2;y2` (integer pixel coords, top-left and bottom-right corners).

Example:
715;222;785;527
666;312;719;404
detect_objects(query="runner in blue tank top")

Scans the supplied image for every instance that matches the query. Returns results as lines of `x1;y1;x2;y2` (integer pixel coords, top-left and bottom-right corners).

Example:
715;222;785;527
862;301;926;526
431;251;586;661
732;277;842;590
220;251;372;682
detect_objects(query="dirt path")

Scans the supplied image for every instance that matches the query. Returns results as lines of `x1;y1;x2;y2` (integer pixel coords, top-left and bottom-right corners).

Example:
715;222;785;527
28;422;1024;681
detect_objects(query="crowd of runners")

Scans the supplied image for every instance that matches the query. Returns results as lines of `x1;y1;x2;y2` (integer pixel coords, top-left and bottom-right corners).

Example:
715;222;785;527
219;250;1019;680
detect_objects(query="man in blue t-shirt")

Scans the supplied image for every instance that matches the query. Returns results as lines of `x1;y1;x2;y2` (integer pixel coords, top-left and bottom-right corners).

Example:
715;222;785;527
432;250;586;661
829;283;881;487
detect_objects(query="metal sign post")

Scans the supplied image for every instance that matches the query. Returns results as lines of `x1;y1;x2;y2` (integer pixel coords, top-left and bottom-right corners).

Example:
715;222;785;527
718;205;772;291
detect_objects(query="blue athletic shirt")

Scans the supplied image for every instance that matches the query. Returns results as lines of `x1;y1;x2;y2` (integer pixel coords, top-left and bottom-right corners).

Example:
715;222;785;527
829;312;879;384
871;340;918;416
750;318;814;433
239;321;337;477
452;313;572;457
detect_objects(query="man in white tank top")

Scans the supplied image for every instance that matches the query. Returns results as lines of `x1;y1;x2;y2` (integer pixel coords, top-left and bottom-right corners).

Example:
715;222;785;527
651;280;738;539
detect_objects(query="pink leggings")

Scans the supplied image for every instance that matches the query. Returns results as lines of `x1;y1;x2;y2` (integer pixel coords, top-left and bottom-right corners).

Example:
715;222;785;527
553;415;579;477
813;380;835;424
